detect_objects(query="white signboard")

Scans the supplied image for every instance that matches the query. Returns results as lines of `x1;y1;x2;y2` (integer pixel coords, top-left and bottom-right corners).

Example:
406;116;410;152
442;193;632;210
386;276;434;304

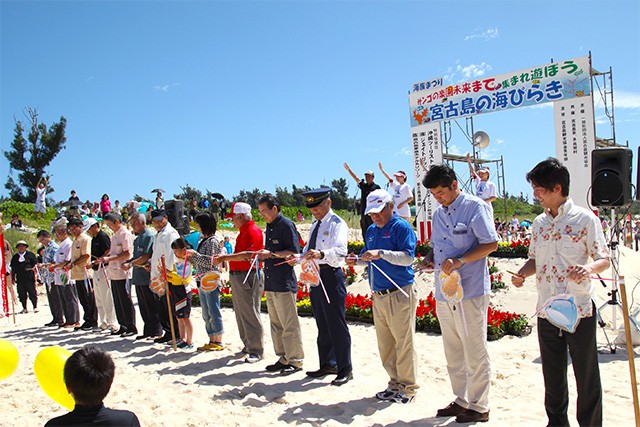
411;121;443;241
553;95;596;209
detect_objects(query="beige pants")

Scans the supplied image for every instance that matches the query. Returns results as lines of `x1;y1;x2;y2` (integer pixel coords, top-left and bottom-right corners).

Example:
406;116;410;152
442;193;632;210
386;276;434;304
229;270;264;357
437;294;491;413
93;267;117;328
373;283;419;396
266;291;304;368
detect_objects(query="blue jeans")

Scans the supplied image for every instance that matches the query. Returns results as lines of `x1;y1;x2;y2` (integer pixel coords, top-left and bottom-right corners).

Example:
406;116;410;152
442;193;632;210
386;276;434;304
199;287;224;336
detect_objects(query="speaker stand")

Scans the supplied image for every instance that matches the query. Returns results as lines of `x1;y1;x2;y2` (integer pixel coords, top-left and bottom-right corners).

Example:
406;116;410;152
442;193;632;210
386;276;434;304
596;207;640;353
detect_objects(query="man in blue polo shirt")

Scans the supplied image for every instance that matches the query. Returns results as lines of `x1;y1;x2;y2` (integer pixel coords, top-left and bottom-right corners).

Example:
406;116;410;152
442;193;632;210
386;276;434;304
422;164;498;424
347;189;418;404
256;193;304;376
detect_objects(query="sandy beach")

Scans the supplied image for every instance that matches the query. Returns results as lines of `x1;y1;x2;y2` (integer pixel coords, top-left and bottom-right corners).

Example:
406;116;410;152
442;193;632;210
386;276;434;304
1;226;639;426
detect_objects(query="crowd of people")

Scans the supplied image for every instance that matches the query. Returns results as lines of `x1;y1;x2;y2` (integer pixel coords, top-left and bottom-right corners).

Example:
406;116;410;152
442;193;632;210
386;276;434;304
0;156;615;426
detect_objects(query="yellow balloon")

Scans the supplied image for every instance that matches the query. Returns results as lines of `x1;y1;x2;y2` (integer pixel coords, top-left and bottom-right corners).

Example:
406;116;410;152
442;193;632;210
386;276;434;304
0;339;19;380
34;346;75;410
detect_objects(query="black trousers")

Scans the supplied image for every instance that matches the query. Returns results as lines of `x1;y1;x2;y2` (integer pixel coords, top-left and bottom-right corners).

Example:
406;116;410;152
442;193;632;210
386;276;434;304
135;285;163;337
16;278;37;310
75;278;98;327
159;292;180;338
537;305;602;427
360;214;373;241
58;283;80;323
110;279;137;333
310;265;352;375
46;281;64;323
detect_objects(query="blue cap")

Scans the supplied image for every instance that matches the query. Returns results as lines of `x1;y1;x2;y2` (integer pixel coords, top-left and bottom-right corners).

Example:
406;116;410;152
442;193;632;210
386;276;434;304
302;188;331;208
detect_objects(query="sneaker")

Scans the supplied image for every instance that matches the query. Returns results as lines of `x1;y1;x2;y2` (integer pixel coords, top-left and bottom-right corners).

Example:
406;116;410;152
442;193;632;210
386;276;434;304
388;392;415;404
183;343;194;349
280;365;302;376
176;340;187;348
81;324;96;331
375;388;399;401
245;354;261;364
197;342;225;351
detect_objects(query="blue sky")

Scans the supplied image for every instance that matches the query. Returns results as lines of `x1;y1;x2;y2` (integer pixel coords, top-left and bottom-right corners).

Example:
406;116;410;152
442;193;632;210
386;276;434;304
1;0;639;207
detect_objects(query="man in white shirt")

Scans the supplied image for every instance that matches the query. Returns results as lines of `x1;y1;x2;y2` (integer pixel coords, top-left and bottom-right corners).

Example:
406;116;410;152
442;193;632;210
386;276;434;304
511;157;609;427
149;209;181;344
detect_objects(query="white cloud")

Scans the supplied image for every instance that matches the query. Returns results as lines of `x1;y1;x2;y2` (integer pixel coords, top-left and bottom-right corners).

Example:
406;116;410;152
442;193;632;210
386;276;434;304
495;138;505;145
464;27;499;42
153;83;182;93
444;62;492;83
447;144;464;156
396;146;412;156
614;91;640;109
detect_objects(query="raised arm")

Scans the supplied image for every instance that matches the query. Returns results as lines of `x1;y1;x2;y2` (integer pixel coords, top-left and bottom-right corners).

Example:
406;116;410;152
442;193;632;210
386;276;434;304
343;162;360;184
466;153;478;179
378;162;393;183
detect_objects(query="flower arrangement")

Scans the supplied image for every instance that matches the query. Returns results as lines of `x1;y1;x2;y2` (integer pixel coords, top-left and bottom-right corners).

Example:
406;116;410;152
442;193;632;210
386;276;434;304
347;240;365;254
488;260;506;290
343;265;358;285
415;240;432;257
216;286;529;340
345;293;373;319
493;239;530;257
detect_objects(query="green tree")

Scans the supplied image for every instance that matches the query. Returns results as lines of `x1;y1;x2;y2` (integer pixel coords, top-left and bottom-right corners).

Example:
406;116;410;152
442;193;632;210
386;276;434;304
3;108;67;202
175;184;203;203
275;185;296;206
234;188;264;208
329;178;351;210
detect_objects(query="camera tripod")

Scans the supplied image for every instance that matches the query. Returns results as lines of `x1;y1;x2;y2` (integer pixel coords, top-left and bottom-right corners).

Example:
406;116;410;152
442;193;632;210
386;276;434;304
595;208;640;353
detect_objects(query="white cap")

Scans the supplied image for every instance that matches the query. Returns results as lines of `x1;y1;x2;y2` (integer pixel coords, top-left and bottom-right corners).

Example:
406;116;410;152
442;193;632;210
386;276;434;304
82;218;98;233
364;189;393;215
227;202;251;217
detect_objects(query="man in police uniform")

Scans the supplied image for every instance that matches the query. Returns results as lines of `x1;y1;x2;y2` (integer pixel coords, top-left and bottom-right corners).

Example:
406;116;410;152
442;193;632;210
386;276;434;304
298;188;352;386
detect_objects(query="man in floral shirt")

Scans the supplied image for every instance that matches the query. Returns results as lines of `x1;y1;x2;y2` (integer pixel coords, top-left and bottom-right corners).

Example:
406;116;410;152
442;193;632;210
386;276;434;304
512;157;610;427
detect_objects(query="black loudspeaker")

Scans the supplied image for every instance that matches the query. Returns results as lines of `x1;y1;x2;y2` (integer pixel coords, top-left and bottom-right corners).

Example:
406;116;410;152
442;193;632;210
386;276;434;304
165;199;190;235
591;147;632;207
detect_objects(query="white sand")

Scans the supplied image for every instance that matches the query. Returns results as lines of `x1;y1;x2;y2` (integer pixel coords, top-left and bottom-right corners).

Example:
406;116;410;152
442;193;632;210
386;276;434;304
1;227;639;426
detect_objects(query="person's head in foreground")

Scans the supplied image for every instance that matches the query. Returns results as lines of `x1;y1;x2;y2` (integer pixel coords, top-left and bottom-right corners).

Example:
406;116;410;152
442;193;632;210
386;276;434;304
421;165;460;208
64;346;115;407
526;157;570;212
365;189;394;228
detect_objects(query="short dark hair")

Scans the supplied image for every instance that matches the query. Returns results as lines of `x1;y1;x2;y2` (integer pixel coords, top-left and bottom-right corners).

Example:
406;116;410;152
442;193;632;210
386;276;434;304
36;230;51;238
195;212;217;235
67;217;83;228
257;193;280;212
422;164;458;189
103;213;122;223
171;237;189;249
526;157;570;197
64;346;115;406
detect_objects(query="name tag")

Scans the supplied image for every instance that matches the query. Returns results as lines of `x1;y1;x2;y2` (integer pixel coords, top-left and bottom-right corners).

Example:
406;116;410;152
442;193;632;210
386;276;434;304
453;223;468;235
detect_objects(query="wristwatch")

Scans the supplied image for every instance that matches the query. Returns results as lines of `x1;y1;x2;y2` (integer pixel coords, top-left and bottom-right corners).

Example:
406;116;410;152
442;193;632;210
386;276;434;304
456;256;466;265
319;251;325;259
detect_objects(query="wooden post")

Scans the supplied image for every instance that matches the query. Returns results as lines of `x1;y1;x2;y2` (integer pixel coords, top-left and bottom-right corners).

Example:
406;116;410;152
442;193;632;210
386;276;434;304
161;256;177;352
619;276;640;427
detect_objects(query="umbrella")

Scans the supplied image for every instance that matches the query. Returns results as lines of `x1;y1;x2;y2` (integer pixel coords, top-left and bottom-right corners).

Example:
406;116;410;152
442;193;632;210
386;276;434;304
520;220;531;227
151;188;165;194
210;192;225;200
62;199;83;208
125;200;141;209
